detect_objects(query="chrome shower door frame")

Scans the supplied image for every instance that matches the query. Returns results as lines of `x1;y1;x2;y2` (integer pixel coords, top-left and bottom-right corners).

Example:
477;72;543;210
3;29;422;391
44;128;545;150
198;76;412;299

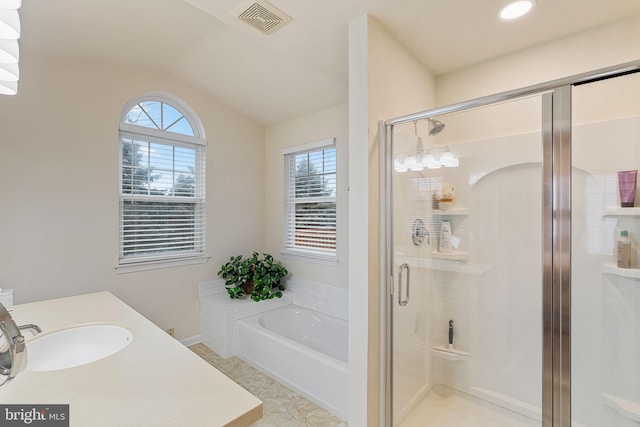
382;60;640;427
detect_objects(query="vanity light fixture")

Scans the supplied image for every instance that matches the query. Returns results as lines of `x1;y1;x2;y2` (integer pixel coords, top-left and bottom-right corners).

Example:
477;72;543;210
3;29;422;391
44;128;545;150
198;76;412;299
499;0;535;20
394;149;459;173
393;120;458;173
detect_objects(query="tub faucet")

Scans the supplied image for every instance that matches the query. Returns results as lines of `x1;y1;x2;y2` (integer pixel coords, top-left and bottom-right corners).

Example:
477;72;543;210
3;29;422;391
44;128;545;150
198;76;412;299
0;302;40;386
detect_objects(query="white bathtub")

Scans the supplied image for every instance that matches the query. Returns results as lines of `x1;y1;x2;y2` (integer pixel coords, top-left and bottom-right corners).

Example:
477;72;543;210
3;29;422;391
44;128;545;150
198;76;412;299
237;304;348;420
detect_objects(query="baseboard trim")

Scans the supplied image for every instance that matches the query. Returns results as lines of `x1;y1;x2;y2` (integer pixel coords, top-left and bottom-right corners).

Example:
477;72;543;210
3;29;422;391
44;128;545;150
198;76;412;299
181;334;201;347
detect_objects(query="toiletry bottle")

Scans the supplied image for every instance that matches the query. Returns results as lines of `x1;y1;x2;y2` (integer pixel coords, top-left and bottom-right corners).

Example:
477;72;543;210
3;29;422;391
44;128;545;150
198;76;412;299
618;170;638;208
439;219;453;253
617;230;632;268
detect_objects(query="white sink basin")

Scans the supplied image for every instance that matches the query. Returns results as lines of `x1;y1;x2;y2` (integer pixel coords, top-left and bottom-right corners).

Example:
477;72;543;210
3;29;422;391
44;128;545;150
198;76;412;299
27;324;134;372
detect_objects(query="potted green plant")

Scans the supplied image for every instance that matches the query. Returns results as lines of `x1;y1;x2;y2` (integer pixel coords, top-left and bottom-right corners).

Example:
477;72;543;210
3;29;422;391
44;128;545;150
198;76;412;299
217;252;288;301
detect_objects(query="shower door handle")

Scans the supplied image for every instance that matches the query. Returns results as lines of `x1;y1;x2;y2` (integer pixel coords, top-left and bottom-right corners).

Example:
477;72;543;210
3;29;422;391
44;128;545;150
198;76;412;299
397;263;410;306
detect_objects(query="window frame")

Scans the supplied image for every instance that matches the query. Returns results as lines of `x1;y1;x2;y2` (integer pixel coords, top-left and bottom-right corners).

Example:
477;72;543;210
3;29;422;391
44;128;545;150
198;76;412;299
282;138;338;265
116;93;208;272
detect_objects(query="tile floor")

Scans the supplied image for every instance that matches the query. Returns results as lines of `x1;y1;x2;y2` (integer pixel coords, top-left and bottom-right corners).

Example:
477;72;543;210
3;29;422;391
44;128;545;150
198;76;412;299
190;343;347;427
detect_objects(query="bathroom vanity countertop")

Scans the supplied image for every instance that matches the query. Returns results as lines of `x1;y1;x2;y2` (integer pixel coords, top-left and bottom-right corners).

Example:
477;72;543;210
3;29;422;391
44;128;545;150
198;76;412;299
0;292;263;427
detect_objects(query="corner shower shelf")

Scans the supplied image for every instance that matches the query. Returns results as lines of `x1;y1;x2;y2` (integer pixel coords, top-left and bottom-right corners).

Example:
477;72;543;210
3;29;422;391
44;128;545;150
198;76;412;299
602;263;640;279
396;255;492;275
431;345;470;361
433;207;469;216
602;393;640;423
604;207;640;216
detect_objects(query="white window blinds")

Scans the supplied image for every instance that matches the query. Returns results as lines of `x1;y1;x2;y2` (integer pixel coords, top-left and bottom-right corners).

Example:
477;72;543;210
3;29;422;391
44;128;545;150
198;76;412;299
119;96;206;266
283;139;337;258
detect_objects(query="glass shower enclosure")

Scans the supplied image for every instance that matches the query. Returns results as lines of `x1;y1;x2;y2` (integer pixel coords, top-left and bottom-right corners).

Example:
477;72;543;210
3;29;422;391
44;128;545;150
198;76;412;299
383;61;640;427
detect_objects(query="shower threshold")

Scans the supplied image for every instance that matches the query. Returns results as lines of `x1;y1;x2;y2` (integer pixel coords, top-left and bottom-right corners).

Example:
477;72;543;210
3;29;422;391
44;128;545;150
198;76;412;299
398;385;539;427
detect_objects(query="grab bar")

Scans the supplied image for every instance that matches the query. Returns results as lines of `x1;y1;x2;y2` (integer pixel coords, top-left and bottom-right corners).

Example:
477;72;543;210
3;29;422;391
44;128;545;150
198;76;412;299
398;263;410;306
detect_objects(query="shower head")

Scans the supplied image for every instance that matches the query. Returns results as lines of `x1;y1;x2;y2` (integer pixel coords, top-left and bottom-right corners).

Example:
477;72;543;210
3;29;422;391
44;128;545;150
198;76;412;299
428;118;445;136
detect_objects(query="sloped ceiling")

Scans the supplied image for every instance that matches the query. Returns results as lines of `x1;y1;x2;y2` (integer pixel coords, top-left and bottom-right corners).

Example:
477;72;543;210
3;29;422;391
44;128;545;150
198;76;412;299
18;0;640;125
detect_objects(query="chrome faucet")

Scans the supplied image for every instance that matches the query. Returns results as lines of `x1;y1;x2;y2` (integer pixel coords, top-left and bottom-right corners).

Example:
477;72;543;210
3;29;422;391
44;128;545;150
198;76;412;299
19;324;42;336
0;302;40;386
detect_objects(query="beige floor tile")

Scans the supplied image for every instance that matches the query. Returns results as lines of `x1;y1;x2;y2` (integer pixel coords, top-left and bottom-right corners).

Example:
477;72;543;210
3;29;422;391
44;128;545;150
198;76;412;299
190;343;347;427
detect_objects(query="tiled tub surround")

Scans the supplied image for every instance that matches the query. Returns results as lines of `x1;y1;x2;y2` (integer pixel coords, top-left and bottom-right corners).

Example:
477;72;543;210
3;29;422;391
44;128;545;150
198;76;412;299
285;278;349;320
199;280;293;358
199;278;348;358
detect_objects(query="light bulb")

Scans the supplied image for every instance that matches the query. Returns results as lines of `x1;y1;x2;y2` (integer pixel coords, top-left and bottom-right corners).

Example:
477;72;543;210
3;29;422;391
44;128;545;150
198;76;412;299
0;79;17;95
0;0;21;9
405;156;424;172
0;39;18;64
0;9;20;39
499;0;535;20
394;157;409;173
423;154;441;169
0;62;18;81
440;150;459;168
443;157;459;168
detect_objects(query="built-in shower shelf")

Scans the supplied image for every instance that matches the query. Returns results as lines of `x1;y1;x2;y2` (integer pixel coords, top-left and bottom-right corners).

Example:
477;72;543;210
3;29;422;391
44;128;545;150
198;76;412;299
602;263;640;279
604;207;640;216
396;255;492;275
431;251;469;261
602;393;640;422
431;345;470;361
433;207;469;216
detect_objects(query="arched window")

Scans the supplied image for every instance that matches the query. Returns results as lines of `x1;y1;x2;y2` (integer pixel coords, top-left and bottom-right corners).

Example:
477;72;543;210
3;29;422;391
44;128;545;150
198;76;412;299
118;93;206;268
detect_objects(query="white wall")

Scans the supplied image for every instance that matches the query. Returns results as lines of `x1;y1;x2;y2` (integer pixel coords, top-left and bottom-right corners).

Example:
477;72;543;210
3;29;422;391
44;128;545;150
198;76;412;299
264;104;349;288
348;15;436;427
436;14;640;106
0;53;265;340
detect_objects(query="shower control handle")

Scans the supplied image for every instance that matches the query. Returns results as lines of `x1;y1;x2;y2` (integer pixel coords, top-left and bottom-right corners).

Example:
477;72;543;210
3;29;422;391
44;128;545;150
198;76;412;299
398;263;410;306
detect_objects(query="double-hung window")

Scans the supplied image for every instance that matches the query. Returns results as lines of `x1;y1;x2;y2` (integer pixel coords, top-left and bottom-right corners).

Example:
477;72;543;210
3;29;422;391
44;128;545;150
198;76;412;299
283;138;337;263
118;94;206;269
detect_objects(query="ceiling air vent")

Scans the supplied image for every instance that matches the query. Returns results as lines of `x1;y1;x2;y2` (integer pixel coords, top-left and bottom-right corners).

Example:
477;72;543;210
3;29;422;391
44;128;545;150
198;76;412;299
232;0;292;35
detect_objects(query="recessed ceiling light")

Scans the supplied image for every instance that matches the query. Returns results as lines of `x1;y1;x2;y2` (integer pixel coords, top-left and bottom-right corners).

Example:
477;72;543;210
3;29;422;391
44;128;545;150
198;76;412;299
499;0;535;20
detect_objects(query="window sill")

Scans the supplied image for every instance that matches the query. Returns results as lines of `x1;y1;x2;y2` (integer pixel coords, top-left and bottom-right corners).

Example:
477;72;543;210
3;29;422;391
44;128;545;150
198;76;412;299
281;250;338;266
116;255;210;274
